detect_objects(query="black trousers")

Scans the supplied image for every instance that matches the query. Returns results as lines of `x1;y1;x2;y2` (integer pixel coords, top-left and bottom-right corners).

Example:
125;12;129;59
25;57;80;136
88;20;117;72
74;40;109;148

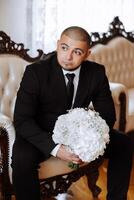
12;130;133;200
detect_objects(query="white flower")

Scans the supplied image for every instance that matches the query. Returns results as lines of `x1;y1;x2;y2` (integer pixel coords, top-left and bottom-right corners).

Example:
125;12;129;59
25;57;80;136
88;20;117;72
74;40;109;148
55;193;73;200
52;108;110;163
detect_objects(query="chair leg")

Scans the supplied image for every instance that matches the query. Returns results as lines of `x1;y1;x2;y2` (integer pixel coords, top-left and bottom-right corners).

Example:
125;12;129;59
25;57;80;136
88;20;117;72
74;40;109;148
86;159;103;198
86;169;101;198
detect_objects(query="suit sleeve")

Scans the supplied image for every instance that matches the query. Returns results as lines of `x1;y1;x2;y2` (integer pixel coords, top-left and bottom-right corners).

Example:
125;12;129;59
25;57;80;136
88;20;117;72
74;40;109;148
92;66;116;130
13;65;56;158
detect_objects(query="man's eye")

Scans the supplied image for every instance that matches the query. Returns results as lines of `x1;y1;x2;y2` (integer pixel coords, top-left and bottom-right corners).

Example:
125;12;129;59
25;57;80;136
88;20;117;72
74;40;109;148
61;46;68;51
74;50;82;56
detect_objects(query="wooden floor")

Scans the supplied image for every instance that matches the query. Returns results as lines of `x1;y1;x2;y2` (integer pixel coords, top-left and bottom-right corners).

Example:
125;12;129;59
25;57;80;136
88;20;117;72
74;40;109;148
68;156;134;200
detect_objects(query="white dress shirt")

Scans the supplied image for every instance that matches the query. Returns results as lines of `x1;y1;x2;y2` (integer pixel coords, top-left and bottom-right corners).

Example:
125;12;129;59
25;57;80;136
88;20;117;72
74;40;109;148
51;66;81;156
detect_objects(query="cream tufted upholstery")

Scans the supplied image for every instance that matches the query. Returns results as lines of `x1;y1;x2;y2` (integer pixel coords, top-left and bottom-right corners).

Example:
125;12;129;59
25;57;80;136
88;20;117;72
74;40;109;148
0;55;30;185
89;38;134;88
0;55;28;120
89;36;134;132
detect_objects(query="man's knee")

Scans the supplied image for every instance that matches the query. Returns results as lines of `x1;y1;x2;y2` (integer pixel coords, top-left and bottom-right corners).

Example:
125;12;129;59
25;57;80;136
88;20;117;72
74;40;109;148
105;130;133;159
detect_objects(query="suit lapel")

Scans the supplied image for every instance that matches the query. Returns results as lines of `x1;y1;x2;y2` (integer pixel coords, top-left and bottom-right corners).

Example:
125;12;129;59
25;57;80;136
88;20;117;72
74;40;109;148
73;62;91;108
51;56;68;109
50;56;92;110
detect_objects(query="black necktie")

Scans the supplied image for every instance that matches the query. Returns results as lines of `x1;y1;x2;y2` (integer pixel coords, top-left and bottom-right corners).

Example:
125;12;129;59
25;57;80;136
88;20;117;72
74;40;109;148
66;73;75;110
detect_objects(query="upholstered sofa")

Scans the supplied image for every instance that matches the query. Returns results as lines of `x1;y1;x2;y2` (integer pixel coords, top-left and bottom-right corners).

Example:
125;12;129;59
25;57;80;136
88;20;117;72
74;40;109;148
0;16;132;200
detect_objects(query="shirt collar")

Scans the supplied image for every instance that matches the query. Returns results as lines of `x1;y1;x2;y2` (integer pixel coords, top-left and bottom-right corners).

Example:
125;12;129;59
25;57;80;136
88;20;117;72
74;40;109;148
62;66;81;79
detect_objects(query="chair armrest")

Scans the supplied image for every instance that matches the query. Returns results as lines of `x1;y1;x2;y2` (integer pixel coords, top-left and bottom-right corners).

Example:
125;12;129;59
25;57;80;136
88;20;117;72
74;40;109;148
0;113;15;183
109;82;128;132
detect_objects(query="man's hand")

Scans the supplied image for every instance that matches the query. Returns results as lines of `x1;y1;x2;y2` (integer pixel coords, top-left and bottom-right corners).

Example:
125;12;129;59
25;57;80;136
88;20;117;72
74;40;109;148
56;144;83;164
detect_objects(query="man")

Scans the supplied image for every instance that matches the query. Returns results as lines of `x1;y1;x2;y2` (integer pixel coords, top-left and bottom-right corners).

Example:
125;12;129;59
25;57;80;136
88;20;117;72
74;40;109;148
12;26;133;200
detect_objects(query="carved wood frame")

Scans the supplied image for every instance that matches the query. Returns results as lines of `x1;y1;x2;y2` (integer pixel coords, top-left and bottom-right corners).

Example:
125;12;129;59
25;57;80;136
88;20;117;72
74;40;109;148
90;16;134;47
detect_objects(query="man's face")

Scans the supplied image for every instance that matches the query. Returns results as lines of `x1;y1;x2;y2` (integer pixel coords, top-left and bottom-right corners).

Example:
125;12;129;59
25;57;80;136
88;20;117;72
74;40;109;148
57;34;90;71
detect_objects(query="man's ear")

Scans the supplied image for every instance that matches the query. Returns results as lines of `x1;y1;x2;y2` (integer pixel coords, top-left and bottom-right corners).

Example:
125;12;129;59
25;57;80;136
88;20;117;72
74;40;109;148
84;49;91;60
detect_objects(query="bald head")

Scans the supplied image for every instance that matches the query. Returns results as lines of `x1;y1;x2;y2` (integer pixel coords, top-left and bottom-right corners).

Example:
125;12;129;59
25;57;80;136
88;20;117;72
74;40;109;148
61;26;91;47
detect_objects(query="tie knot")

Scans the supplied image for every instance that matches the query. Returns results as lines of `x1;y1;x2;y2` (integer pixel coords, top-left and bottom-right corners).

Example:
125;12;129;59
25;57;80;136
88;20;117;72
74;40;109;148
66;73;75;82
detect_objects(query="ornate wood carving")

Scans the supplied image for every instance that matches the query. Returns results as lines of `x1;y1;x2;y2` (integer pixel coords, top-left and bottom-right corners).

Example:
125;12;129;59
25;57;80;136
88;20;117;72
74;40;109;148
0;31;44;62
90;16;134;47
40;158;103;199
0;127;12;200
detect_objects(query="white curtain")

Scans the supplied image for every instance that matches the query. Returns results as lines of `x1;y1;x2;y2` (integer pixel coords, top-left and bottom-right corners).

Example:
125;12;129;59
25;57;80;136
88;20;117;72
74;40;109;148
29;0;134;53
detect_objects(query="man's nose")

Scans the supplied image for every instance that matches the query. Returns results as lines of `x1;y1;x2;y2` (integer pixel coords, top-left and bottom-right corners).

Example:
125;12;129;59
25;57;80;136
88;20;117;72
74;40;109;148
66;51;73;60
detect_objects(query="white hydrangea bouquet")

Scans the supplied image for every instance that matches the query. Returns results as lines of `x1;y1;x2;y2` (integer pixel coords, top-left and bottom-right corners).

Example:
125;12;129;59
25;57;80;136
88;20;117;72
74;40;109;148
52;108;110;169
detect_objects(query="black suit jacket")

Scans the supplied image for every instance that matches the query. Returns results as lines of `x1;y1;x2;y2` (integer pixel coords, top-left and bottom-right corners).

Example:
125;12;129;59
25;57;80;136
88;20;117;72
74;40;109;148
13;52;116;158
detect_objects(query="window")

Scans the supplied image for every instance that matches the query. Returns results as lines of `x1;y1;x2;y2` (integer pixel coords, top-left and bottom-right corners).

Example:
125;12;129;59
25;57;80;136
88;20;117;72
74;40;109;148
28;0;134;53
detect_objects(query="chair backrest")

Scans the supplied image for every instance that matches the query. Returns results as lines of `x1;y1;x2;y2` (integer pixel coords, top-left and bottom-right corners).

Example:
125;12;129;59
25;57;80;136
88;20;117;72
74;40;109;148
0;31;44;120
89;16;134;89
